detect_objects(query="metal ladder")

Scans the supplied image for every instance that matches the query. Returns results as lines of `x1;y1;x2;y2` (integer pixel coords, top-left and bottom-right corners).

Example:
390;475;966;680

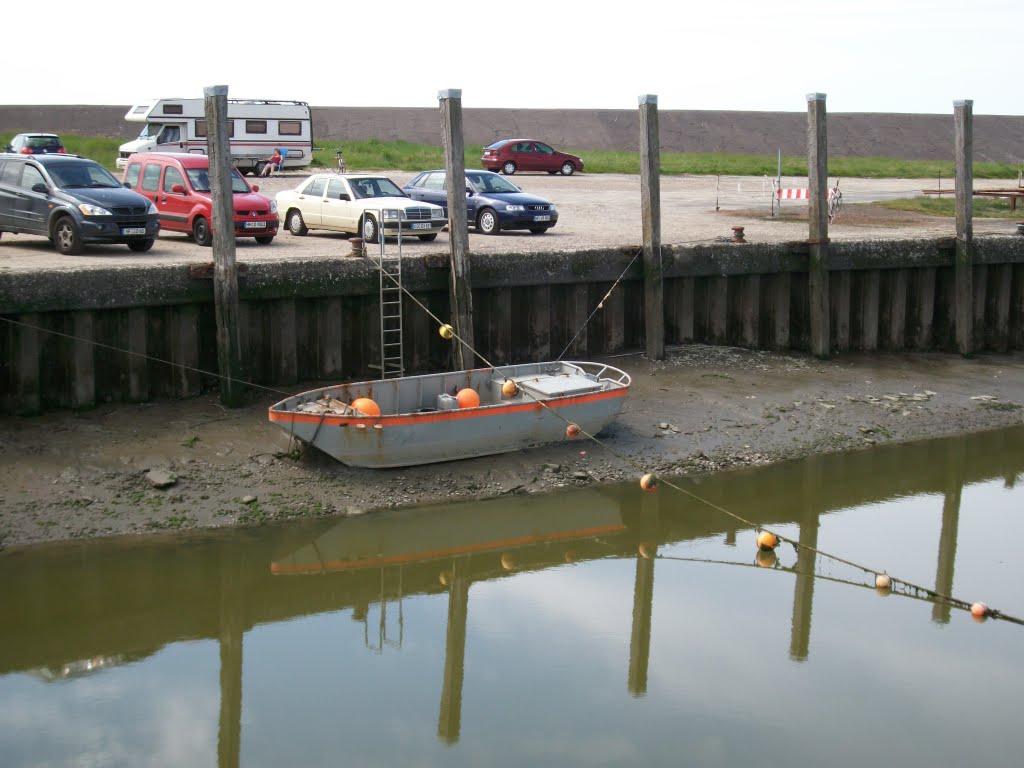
371;208;405;378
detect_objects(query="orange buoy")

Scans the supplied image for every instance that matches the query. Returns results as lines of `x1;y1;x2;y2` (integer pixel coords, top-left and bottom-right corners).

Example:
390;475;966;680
970;602;989;621
439;323;454;340
640;473;657;492
500;553;516;571
566;423;581;439
350;397;380;417
501;380;519;398
755;549;777;569
456;388;480;408
756;531;778;551
875;574;892;592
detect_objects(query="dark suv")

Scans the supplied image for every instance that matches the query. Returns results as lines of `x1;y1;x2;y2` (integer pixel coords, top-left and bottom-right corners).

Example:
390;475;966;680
0;153;159;254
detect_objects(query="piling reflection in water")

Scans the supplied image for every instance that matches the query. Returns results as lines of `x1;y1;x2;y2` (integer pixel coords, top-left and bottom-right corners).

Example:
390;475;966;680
0;425;1022;766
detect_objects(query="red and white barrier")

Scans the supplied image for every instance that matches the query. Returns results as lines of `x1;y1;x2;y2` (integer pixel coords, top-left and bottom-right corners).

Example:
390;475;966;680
776;188;838;200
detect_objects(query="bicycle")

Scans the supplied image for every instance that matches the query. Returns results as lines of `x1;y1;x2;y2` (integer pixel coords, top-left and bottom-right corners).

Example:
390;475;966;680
335;147;347;174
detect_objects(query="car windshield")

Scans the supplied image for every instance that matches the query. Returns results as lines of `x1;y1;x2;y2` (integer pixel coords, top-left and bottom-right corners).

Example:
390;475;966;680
138;124;162;140
186;168;250;193
467;172;519;194
26;136;62;150
350;177;407;199
47;162;122;189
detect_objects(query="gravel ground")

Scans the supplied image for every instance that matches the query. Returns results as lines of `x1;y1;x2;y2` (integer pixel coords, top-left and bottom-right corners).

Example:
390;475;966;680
1;345;1021;549
1;171;1021;274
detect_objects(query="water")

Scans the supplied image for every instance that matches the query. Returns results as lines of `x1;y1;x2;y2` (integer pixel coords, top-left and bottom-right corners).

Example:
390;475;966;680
2;426;1023;767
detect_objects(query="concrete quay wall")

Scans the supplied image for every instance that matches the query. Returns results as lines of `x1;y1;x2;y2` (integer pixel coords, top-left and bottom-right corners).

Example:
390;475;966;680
2;238;1024;414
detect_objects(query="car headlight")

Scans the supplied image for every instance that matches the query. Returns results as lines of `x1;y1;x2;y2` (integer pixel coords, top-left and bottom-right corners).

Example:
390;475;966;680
504;204;526;213
382;209;401;220
146;201;158;215
270;200;278;215
78;203;113;216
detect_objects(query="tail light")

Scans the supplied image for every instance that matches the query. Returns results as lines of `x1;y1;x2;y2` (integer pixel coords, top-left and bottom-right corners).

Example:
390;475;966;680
19;147;31;154
58;147;67;154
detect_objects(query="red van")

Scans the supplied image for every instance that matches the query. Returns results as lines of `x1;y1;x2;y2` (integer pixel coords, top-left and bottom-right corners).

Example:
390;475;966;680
122;153;277;246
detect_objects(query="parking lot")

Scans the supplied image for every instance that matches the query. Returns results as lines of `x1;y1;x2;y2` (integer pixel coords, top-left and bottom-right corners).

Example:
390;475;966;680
1;170;1020;275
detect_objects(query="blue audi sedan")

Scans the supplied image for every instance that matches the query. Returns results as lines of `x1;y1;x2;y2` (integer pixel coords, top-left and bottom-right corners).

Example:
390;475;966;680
403;169;558;235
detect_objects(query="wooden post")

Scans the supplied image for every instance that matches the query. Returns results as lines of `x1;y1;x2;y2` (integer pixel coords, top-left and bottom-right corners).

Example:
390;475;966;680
439;89;474;369
639;94;665;360
806;92;830;358
954;99;975;356
204;85;244;406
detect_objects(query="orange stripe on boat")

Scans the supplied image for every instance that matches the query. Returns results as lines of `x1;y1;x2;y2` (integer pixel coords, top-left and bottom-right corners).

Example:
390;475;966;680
268;387;627;427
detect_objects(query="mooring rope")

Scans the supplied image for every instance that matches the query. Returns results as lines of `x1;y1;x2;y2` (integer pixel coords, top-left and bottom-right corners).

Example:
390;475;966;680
371;255;1023;627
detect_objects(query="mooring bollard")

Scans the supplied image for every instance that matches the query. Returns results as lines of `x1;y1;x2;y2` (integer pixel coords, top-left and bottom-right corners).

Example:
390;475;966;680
350;237;364;257
1016;222;1024;236
731;226;746;243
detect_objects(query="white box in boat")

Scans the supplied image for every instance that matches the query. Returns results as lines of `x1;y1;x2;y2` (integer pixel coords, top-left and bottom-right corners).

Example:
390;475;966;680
437;393;459;410
514;373;603;399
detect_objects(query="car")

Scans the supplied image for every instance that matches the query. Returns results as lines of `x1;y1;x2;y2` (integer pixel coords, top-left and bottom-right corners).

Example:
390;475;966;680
481;139;583;176
403;169;558;235
4;133;67;155
276;173;446;243
0;152;159;254
121;153;278;246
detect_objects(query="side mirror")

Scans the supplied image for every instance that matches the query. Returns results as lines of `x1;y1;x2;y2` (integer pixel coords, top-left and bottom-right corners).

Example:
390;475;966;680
31;183;48;194
250;183;260;193
123;181;131;188
339;193;351;201
171;184;186;194
466;186;473;197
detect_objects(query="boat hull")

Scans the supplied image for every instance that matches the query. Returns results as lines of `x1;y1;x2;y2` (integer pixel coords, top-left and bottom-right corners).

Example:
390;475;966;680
268;361;630;468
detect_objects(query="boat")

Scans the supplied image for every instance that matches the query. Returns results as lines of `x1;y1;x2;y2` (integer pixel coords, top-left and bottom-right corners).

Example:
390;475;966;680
267;360;631;468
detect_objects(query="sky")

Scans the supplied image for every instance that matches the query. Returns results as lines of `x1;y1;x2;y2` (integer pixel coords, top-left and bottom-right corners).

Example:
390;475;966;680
13;0;1019;115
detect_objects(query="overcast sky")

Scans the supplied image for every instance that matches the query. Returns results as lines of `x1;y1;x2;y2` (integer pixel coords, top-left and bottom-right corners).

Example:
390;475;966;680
13;0;1017;114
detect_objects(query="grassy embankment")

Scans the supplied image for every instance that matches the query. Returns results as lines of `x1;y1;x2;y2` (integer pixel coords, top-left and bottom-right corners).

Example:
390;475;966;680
5;134;1021;217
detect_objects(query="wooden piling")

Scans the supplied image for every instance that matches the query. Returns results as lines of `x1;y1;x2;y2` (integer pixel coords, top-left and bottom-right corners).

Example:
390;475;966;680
439;89;474;368
639;94;665;360
71;310;95;409
204;85;244;406
954;99;974;355
806;93;830;358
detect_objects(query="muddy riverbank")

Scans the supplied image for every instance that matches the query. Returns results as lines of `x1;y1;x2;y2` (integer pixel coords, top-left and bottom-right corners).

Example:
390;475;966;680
1;345;1021;549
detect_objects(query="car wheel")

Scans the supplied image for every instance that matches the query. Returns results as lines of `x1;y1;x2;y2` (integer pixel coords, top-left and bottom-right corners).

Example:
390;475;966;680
362;215;379;244
417;233;438;242
127;238;155;252
560;162;575;176
53;217;82;255
254;235;274;245
287;209;308;236
501;161;516;175
192;216;213;247
528;226;549;234
477;208;501;235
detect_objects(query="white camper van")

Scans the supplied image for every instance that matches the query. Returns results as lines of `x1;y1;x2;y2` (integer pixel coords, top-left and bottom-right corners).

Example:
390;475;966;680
116;98;314;175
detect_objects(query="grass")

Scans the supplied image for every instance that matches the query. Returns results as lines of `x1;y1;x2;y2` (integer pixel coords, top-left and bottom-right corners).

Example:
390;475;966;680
5;132;1022;180
876;196;1023;218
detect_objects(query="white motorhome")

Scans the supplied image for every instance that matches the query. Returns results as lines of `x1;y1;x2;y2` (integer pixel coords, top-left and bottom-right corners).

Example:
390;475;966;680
115;98;314;175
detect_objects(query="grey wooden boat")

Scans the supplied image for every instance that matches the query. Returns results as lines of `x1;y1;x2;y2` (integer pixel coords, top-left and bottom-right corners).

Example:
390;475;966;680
268;361;631;468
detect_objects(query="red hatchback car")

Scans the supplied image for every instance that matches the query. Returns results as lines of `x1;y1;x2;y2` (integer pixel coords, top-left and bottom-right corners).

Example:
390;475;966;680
122;153;278;246
481;139;584;176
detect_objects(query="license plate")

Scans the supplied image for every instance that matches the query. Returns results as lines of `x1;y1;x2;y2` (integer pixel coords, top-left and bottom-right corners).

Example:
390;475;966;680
122;227;146;236
533;215;551;222
243;221;268;229
411;222;431;230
